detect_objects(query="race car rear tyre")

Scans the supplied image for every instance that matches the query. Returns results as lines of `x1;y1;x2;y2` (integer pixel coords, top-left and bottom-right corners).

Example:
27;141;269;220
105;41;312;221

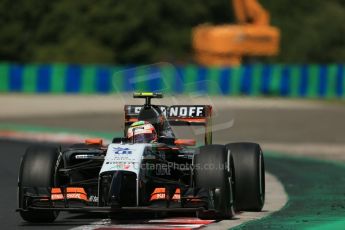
226;142;265;211
194;145;235;219
18;145;61;222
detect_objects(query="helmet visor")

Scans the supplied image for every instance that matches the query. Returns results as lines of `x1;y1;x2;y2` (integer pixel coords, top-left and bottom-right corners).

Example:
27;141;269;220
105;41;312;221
132;133;156;143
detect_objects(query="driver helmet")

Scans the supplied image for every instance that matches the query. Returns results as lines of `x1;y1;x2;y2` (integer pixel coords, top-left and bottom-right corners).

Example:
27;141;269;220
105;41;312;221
127;121;157;143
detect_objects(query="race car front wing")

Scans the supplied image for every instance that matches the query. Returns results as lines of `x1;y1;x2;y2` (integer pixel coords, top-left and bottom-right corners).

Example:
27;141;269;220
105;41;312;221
17;186;209;214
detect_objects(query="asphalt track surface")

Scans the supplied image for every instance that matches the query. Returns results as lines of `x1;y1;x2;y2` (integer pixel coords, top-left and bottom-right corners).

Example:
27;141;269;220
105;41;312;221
1;99;345;229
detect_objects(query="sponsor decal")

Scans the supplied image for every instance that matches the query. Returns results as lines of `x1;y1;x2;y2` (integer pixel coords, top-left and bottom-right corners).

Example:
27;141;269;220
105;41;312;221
75;154;95;159
126;105;206;118
89;195;99;203
67;193;82;199
106;162;136;170
168;106;205;117
124;164;130;169
51;194;64;200
112;147;132;154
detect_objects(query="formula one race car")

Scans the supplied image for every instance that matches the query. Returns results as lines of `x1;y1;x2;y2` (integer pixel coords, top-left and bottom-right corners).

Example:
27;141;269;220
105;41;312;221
17;92;265;222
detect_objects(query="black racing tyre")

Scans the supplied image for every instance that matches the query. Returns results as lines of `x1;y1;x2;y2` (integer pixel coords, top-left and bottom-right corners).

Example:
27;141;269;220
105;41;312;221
18;145;61;222
193;145;235;219
226;142;265;211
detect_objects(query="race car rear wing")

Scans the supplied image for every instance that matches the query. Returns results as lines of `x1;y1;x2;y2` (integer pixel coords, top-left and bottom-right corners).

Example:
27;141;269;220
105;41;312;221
124;105;213;145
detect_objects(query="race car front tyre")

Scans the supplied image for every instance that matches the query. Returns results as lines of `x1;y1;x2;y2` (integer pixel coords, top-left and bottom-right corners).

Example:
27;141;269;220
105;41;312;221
193;145;235;219
226;142;265;211
18;145;61;222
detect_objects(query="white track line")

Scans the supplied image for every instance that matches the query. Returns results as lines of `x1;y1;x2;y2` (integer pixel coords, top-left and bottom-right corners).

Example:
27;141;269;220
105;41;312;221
70;218;213;230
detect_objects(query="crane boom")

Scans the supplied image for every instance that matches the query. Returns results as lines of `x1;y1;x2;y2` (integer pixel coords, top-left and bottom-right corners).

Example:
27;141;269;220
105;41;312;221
232;0;269;25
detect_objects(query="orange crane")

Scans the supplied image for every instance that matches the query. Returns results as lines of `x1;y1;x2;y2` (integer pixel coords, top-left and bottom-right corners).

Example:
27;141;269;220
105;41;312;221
192;0;280;66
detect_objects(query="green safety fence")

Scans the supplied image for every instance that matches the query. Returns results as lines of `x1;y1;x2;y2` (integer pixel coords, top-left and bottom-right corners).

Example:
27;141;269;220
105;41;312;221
0;63;344;99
